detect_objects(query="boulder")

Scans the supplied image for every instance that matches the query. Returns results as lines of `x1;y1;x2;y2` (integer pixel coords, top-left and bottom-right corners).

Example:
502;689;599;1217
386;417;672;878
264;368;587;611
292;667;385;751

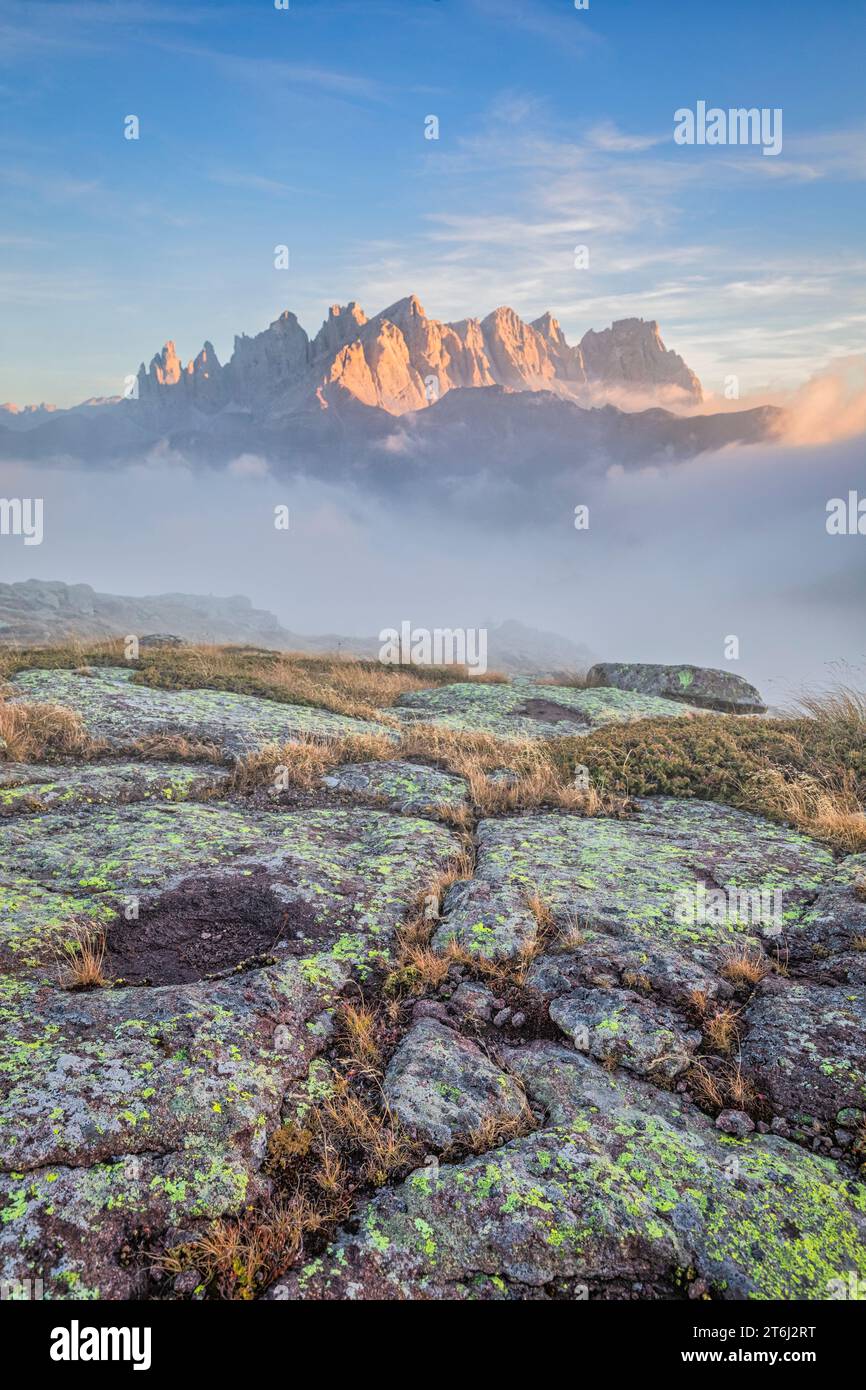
383;1018;527;1149
586;662;765;714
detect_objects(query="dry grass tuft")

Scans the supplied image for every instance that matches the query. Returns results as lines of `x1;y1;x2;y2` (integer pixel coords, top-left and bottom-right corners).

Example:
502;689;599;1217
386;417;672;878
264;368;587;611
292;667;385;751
338;1002;383;1073
552;914;587;952
58;920;107;990
384;943;452;998
622;969;652;993
794;685;866;730
130;732;225;763
688;988;710;1019
432;800;474;832
525;890;556;935
752;767;866;853
727;1064;757;1111
689;1060;757;1116
703;1005;742;1055
0;698;96;762
226;732;396;794
720;945;770;987
159;1193;317;1300
537;670;592;689
464;1102;537;1154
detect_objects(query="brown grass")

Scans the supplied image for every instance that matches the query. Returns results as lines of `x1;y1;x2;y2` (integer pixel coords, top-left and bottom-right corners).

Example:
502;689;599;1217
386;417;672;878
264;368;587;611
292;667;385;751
793;685;866;730
0;698;96;762
525;890;556;935
752;767;866;853
552;914;587;952
622;969;652;993
164;1010;422;1298
129;733;225;764
689;1060;758;1116
221;715;630;823
338;1002;383;1073
464;1102;537;1154
58;920;107;990
159;1193;318;1299
384;943;452;998
0;639;507;723
720;945;770;987
688;988;710;1019
704;1005;742;1055
727;1065;757;1111
225;731;396;793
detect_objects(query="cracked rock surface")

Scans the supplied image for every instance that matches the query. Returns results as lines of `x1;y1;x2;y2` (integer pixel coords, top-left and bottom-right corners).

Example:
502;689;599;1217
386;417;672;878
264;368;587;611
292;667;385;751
1;674;865;1302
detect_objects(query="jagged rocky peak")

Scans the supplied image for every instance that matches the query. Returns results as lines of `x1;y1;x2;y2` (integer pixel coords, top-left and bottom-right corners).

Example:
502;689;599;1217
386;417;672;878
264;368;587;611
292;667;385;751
579;317;702;400
530;311;567;348
127;297;703;422
148;341;183;386
228;309;311;403
378;293;426;327
191;341;220;377
312;301;368;357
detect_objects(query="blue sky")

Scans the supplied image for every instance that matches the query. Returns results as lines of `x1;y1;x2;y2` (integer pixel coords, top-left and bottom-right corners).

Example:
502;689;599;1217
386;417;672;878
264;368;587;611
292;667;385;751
1;0;864;405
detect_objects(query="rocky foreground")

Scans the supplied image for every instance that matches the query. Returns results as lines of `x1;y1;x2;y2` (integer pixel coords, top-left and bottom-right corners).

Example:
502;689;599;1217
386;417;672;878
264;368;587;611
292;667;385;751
0;664;864;1301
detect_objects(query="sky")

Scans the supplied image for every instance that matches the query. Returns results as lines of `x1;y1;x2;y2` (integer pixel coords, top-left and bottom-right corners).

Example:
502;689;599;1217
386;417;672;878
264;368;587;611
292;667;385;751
1;0;865;407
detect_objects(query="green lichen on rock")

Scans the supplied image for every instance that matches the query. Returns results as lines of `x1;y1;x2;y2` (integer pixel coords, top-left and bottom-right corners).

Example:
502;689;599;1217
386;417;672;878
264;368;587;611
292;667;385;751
394;679;702;739
434;797;834;961
272;1046;866;1302
8;667;391;756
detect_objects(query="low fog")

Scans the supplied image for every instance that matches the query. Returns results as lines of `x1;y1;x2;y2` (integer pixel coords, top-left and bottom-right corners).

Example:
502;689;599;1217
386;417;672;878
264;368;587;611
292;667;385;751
2;411;864;709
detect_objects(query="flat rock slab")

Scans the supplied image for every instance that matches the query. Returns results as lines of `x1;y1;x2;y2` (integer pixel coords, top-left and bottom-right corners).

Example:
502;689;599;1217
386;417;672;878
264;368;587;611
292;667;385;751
741;980;866;1127
528;931;726;1011
321;760;467;815
587;662;766;714
0;760;224;815
274;1046;866;1301
434;797;836;962
0;802;458;1297
1;801;456;980
548;986;701;1080
383;1018;527;1148
8;667;389;757
393;680;702;739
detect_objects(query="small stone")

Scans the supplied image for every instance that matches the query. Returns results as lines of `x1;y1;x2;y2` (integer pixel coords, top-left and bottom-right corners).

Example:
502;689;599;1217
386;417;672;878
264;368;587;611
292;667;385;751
450;981;495;1024
756;1121;770;1134
174;1269;202;1297
770;1116;791;1137
510;1011;526;1029
493;1008;511;1028
716;1109;755;1137
688;1278;709;1300
830;1147;843;1159
412;1000;450;1023
835;1128;853;1146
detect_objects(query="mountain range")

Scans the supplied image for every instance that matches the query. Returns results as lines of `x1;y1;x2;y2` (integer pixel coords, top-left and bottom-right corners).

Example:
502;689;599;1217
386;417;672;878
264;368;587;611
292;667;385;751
0;296;779;474
0;579;593;674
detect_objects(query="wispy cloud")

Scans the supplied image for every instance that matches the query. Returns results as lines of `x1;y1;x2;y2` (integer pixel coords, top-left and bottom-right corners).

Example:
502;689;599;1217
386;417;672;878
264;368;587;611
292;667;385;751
343;101;866;392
